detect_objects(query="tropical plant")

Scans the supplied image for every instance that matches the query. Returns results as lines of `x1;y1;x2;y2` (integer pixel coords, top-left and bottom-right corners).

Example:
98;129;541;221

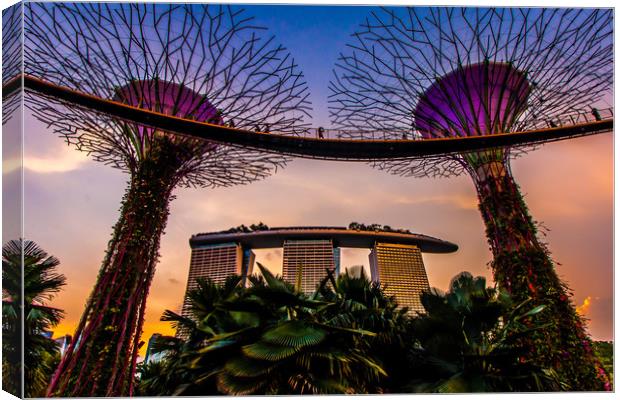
138;264;385;395
405;272;563;392
194;265;386;394
593;341;613;387
316;268;415;392
134;275;246;396
136;269;572;394
134;359;172;396
2;239;66;397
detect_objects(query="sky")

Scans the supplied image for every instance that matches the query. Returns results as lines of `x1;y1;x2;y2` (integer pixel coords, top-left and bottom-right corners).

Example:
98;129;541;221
1;3;614;356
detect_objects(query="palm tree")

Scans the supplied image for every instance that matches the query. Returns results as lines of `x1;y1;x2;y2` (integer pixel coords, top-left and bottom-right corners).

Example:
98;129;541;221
138;267;568;394
316;268;415;392
140;264;385;395
405;272;563;392
2;239;66;397
197;265;384;395
135;275;245;396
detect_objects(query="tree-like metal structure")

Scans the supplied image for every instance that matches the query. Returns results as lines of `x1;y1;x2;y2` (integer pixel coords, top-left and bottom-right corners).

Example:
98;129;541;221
329;7;612;391
23;3;311;397
2;3;22;124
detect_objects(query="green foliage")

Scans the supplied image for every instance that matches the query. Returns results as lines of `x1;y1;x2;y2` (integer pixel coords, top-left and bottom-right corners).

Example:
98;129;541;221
193;264;386;395
315;268;415;392
593;341;613;385
212;222;270;234
135;275;246;396
136;264;388;395
348;221;411;234
2;239;66;397
476;173;611;390
405;272;562;392
261;321;327;348
136;269;608;394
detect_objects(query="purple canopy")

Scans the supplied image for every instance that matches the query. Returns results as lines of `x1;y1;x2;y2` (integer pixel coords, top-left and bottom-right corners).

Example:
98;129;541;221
414;62;530;139
113;79;223;146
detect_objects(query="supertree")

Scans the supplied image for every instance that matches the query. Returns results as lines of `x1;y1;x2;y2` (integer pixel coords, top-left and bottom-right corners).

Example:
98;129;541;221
2;2;22;124
23;3;311;396
329;7;612;390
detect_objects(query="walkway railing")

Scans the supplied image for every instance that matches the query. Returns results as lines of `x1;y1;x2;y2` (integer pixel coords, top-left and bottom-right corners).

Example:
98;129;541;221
294;107;614;141
529;107;614;130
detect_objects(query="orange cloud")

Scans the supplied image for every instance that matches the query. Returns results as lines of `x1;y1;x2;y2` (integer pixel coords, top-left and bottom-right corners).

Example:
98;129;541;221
576;296;592;316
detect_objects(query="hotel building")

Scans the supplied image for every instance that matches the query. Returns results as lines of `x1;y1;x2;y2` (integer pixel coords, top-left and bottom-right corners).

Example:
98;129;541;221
181;226;457;331
282;239;341;293
180;242;255;324
369;242;430;314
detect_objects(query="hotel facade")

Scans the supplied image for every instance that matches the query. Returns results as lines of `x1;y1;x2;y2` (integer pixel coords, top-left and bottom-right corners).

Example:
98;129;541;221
180;242;255;323
282;239;340;293
369;242;430;313
180;226;457;323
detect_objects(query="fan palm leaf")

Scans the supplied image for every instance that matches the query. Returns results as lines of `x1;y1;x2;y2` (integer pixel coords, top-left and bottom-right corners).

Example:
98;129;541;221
407;272;562;392
2;239;66;397
223;356;276;378
262;321;326;348
216;371;268;395
242;341;300;361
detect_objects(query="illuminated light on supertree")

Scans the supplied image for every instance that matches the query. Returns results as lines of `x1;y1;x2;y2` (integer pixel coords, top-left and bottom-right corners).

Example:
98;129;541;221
413;61;530;188
112;79;223;163
23;3;311;396
329;7;612;390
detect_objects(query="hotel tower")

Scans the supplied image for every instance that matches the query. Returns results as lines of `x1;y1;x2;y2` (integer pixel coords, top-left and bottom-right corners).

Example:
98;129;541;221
282;239;341;293
369;242;430;314
179;242;255;327
180;225;457;332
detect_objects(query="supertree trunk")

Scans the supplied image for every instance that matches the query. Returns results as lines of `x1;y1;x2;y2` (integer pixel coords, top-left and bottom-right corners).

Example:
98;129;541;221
46;139;186;397
472;161;610;391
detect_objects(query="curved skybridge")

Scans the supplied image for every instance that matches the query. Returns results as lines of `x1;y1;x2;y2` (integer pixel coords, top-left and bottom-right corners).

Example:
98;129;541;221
5;74;614;162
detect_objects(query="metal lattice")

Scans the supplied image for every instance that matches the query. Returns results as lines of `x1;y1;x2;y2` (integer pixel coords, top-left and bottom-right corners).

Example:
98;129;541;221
25;2;313;188
329;7;613;177
328;7;614;390
2;3;23;124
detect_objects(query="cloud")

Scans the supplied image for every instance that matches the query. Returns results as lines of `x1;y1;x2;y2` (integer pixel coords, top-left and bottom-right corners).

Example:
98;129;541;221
168;278;181;285
393;194;478;211
3;157;21;174
263;249;282;262
24;150;90;174
576;296;592;316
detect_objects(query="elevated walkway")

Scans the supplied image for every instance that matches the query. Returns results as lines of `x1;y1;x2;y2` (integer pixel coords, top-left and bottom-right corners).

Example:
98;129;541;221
4;75;613;161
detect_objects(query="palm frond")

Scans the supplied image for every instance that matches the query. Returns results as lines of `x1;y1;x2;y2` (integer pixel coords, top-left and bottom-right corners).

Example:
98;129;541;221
160;309;197;331
216;371;267;395
262;321;326;348
242;341;299;361
223;357;275;378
